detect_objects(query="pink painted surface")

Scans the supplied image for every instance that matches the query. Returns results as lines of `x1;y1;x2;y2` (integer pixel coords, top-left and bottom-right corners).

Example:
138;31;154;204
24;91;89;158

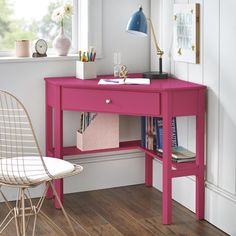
62;87;160;116
50;85;64;208
44;74;206;92
64;140;141;156
162;91;173;224
145;154;153;187
44;74;206;224
171;90;199;116
45;83;53;199
196;89;205;220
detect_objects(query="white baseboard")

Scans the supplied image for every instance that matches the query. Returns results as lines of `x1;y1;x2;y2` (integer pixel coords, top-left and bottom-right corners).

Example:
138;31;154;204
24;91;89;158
205;185;236;236
153;158;236;236
64;149;145;193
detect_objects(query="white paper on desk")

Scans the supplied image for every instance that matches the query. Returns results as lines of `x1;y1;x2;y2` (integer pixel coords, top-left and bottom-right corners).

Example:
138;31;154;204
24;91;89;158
98;78;150;85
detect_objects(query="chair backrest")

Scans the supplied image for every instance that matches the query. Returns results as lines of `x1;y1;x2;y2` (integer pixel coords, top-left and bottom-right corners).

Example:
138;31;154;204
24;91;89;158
0;90;51;186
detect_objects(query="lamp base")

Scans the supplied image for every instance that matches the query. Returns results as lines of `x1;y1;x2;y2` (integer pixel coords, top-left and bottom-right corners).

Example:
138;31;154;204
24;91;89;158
143;71;168;80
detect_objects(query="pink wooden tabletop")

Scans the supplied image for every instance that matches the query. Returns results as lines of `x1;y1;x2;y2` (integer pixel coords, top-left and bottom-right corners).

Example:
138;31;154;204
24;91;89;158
44;74;206;92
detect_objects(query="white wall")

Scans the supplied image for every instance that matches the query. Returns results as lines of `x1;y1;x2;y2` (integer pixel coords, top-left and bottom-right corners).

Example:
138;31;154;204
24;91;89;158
151;0;236;235
96;0;150;75
0;0;149;199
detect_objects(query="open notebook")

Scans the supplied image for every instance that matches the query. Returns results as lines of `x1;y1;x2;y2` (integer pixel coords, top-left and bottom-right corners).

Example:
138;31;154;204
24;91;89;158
98;78;150;85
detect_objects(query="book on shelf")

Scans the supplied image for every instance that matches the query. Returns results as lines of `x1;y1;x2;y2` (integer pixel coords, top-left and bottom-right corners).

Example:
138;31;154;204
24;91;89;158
155;117;178;149
144;117;157;150
141;116;195;163
156;146;196;163
147;117;153;150
141;116;146;147
141;116;178;152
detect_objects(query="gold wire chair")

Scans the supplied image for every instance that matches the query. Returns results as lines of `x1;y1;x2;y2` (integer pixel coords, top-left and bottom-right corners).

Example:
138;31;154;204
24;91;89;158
0;90;83;236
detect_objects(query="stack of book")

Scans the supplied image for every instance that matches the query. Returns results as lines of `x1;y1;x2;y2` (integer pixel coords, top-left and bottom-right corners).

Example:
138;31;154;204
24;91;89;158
141;117;196;163
156;146;195;163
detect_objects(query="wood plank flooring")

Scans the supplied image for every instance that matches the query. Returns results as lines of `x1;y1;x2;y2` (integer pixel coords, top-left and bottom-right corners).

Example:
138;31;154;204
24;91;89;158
0;185;228;236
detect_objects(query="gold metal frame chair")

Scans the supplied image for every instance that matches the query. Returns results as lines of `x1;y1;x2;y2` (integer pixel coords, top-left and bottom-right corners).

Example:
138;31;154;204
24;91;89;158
0;90;83;236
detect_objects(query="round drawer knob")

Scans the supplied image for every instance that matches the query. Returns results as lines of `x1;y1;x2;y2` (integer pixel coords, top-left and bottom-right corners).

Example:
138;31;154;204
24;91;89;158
105;99;111;104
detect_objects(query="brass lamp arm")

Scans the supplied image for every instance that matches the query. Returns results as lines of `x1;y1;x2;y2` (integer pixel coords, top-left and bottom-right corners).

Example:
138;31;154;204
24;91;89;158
148;18;164;57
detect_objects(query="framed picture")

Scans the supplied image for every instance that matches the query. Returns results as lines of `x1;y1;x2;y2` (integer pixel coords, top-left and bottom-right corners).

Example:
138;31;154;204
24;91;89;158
173;3;200;64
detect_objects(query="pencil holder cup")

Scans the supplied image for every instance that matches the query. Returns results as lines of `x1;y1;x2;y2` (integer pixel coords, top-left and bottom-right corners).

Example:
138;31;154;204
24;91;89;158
77;113;119;151
76;61;97;80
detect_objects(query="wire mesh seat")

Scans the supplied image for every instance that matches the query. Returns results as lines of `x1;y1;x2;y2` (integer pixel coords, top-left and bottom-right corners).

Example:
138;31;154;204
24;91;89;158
0;90;83;235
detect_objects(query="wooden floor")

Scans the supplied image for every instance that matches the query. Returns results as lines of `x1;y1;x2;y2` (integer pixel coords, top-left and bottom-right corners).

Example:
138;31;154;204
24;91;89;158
0;185;228;236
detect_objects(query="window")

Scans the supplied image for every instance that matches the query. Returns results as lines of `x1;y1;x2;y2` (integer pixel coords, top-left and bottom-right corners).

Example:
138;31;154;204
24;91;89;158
0;0;102;58
0;0;77;55
78;0;102;58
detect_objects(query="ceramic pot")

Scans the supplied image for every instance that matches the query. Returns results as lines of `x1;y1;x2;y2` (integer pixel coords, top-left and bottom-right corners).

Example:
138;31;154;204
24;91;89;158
53;26;71;56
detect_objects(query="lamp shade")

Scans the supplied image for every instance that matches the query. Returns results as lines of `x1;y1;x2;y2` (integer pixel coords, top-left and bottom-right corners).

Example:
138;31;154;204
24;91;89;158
126;6;147;37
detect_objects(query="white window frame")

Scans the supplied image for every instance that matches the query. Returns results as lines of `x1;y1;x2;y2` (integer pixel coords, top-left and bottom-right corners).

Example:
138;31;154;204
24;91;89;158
71;0;79;54
78;0;103;58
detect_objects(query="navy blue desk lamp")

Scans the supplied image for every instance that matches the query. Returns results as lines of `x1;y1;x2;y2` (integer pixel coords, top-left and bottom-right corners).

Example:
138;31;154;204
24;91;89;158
126;6;168;79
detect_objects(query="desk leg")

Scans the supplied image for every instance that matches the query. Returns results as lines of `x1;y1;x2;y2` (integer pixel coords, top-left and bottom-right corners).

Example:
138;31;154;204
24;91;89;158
45;103;53;199
196;90;205;220
53;90;64;209
162;93;172;224
145;154;153;186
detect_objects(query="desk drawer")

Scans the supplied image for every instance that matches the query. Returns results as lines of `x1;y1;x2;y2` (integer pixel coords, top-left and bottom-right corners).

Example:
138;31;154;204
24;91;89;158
62;88;160;116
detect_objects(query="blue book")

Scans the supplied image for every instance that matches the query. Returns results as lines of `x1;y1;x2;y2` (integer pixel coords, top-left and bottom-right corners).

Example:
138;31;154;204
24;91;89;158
141;116;146;147
155;117;178;149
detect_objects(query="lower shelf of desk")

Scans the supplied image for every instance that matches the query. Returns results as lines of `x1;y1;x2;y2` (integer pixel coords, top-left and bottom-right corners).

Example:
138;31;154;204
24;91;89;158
47;140;197;178
139;147;198;177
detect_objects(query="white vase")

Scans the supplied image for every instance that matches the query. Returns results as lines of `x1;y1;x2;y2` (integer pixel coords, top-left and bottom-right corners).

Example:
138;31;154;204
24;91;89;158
53;26;71;56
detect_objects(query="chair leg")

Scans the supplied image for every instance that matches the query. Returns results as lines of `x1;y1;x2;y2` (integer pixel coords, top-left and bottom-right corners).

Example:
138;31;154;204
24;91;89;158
0;188;15;234
49;181;77;236
32;206;37;236
0;187;38;235
15;188;24;236
24;189;35;234
0;183;77;235
25;189;37;236
16;188;22;235
21;188;26;236
14;208;21;236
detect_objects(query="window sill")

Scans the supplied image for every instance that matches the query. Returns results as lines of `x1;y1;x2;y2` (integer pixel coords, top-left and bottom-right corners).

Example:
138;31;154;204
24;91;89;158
0;54;79;64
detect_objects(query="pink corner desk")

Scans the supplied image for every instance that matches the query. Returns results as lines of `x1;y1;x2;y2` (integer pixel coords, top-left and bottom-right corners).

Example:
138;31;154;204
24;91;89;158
44;74;206;225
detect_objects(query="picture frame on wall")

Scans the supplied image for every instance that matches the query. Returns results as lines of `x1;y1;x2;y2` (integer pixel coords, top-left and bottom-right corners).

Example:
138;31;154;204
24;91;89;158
173;3;200;64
